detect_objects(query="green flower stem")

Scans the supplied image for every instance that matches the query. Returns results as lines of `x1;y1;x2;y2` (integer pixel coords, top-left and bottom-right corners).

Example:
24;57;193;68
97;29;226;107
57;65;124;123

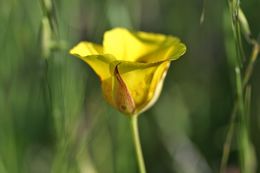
130;116;147;173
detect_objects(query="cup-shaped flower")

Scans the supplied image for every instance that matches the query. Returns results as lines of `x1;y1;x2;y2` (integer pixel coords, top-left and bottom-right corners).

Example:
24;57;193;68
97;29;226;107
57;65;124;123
70;28;186;116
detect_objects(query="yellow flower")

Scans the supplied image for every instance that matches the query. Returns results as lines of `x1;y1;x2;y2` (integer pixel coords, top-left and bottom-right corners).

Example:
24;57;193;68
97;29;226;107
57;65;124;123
70;28;186;116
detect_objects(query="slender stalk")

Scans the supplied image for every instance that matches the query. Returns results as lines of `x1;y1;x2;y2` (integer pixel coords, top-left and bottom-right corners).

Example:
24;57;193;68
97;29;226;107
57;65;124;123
235;67;246;173
130;116;146;173
220;104;237;173
221;3;259;170
220;43;259;173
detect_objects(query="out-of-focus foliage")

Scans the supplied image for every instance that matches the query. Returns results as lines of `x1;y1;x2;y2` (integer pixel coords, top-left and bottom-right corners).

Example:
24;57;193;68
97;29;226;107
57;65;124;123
0;0;259;173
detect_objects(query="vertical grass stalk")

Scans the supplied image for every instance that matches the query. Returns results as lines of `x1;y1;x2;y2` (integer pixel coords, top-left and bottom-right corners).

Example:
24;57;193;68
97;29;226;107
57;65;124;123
221;0;259;172
220;42;259;173
235;67;246;173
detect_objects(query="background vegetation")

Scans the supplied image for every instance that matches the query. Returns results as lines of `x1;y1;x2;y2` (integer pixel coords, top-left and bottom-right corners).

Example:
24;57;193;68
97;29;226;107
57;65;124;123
0;0;259;173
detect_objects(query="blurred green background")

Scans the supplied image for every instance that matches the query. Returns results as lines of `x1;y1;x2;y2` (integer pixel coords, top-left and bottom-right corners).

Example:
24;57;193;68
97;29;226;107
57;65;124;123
0;0;259;173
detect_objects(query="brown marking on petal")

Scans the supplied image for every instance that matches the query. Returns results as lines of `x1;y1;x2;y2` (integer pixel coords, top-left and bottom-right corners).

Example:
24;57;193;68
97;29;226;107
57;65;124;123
113;65;136;115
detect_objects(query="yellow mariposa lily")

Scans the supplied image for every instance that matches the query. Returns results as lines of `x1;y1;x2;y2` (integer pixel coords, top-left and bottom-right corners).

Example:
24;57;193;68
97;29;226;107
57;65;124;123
70;28;186;116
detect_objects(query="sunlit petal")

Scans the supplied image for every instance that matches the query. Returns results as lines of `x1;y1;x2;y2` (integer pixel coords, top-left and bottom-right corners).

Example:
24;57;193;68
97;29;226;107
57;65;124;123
103;28;172;62
70;42;115;80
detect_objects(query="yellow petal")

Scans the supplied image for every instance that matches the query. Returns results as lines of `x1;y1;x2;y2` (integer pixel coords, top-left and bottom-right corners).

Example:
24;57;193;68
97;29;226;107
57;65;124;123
116;61;169;113
112;65;136;114
101;60;170;115
103;28;171;62
142;61;170;113
70;41;103;56
137;36;187;63
70;42;115;80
